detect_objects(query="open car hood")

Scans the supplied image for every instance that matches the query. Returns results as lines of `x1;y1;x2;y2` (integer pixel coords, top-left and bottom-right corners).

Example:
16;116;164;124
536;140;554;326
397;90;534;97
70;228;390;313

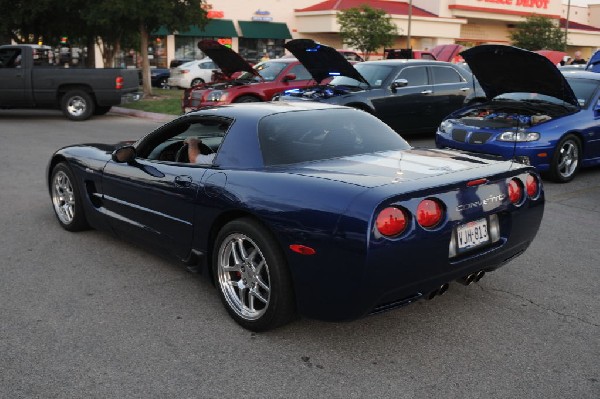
197;39;258;78
461;45;579;107
284;39;369;85
431;44;463;62
587;49;600;73
534;49;567;65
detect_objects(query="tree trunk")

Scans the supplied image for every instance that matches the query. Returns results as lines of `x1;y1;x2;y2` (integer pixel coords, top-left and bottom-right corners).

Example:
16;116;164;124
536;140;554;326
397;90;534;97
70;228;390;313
86;36;96;68
139;22;152;97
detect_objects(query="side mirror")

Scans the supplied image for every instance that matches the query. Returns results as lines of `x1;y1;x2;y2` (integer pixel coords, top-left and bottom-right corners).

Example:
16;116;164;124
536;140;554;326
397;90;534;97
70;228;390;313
112;145;137;164
391;79;408;93
282;73;297;82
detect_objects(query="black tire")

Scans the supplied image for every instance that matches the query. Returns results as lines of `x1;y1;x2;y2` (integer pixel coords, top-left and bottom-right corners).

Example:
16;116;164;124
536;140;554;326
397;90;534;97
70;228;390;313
93;105;112;115
213;218;296;331
61;90;95;121
158;77;170;89
50;162;89;231
190;78;204;87
548;134;581;183
234;95;261;103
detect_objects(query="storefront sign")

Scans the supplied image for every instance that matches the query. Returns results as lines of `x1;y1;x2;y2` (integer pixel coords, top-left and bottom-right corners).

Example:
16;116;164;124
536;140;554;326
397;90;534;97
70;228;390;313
218;38;232;48
207;10;224;18
477;0;549;9
252;9;273;22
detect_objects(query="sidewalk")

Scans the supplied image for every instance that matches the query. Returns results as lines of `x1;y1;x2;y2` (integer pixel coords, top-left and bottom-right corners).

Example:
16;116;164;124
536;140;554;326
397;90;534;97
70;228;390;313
110;106;177;123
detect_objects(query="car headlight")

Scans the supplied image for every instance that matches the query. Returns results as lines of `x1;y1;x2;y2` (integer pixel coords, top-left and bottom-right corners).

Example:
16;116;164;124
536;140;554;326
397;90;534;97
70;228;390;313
206;90;228;102
439;119;454;134
497;131;540;142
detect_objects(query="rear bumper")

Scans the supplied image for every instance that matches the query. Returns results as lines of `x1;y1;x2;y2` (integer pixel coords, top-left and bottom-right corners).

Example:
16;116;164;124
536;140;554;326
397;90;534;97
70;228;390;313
120;91;142;104
168;77;190;88
294;192;545;322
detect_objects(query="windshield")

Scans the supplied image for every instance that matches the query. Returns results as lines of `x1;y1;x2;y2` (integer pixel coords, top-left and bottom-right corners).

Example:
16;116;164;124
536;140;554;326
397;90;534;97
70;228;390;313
329;64;394;87
565;77;598;108
259;108;411;166
237;61;287;82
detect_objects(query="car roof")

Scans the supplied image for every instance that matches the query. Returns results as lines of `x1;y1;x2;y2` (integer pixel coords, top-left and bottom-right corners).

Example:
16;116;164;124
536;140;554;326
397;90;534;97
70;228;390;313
264;58;299;64
561;70;600;81
186;101;347;120
360;59;449;66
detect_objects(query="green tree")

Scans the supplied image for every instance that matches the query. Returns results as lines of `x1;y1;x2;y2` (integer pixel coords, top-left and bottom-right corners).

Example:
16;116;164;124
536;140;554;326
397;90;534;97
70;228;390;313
0;0;208;96
337;4;397;60
510;15;565;51
88;0;208;96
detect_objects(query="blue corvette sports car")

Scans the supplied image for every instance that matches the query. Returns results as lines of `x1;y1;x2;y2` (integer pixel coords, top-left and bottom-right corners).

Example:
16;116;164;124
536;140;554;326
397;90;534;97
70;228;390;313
436;45;600;182
48;102;544;331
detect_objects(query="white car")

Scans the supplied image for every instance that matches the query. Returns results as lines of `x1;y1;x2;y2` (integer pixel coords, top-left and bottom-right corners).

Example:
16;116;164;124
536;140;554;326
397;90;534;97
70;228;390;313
167;58;218;89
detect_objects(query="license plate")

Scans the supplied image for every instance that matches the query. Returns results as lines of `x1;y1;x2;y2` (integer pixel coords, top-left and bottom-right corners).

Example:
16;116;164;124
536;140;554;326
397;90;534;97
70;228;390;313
456;218;489;252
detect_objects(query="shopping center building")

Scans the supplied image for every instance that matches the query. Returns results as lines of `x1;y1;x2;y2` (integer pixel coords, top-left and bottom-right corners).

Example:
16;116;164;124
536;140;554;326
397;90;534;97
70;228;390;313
148;0;600;67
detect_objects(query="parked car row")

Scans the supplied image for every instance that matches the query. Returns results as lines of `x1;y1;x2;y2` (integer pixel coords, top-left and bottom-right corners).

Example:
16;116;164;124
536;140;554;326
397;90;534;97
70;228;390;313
275;39;484;135
182;39;485;137
174;39;598;183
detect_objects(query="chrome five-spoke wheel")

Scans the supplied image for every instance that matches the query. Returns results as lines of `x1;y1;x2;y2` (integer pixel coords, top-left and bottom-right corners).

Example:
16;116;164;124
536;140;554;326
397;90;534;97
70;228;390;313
550;134;581;183
49;163;88;231
52;170;76;225
217;233;271;321
213;218;295;331
556;140;579;179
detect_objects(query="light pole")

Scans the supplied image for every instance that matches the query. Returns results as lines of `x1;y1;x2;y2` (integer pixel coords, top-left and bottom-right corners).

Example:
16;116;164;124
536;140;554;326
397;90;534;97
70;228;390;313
407;0;412;48
564;0;571;49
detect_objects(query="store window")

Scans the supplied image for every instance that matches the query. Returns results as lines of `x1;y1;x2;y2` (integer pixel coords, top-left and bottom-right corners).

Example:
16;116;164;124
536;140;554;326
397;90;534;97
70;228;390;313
174;36;209;60
148;37;167;68
238;38;286;64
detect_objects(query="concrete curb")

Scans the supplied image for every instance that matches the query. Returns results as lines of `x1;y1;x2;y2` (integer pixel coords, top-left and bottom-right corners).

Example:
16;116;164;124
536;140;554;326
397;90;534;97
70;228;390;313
110;106;177;123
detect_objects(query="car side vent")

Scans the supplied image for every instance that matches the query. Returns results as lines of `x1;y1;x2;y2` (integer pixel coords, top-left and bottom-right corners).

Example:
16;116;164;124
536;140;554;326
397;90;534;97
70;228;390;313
85;181;102;208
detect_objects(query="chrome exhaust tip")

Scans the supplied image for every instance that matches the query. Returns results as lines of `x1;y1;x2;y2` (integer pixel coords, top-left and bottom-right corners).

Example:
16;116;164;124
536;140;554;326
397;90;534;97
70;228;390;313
438;283;449;296
474;271;486;282
458;273;476;285
426;283;450;300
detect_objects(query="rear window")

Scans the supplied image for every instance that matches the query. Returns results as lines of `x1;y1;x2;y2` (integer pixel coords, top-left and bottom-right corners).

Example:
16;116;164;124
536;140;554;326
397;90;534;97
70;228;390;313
431;66;465;84
258;108;410;166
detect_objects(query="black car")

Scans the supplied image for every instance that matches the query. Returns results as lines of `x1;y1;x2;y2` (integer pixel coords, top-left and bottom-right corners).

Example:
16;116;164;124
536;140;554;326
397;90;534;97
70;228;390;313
276;39;484;135
150;68;170;88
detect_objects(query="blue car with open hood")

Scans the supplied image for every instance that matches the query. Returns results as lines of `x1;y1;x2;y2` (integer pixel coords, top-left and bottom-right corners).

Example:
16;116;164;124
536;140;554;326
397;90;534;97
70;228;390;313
436;45;600;182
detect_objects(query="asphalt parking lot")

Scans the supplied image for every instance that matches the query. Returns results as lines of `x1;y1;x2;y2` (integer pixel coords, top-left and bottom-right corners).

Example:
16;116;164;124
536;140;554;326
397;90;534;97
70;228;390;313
1;109;598;398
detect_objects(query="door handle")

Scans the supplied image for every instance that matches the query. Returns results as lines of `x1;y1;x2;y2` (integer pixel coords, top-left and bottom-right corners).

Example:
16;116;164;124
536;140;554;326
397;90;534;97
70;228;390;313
174;175;192;187
460;87;471;92
420;90;433;94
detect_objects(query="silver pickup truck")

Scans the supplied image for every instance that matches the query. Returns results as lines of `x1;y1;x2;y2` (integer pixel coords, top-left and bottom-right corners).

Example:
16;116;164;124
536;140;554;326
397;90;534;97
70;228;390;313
0;44;140;121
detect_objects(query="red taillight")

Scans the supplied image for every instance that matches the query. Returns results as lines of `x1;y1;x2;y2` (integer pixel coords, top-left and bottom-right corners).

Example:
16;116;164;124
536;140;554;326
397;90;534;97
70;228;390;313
526;174;539;198
115;76;124;89
416;199;443;228
376;207;408;236
508;178;523;204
